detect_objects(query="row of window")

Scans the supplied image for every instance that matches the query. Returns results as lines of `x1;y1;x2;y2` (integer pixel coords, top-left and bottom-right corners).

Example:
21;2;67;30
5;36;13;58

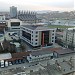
52;40;54;42
32;42;37;45
32;39;38;41
32;35;38;37
52;30;55;32
32;31;38;34
22;27;38;34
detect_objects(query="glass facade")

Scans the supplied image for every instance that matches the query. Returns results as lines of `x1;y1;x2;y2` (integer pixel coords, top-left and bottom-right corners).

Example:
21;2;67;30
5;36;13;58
22;31;31;40
11;22;20;26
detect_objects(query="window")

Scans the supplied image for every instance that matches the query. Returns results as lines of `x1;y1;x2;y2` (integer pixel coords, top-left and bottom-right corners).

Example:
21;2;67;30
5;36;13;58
32;42;33;44
35;39;38;41
22;31;31;40
32;31;33;33
35;43;37;45
52;33;54;35
53;30;54;32
35;35;38;37
11;22;20;26
52;40;54;42
52;37;54;39
32;39;33;41
36;31;38;34
32;35;33;37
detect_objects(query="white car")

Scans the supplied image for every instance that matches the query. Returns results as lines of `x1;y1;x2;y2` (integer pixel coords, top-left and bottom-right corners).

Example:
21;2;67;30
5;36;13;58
5;61;8;67
0;60;4;68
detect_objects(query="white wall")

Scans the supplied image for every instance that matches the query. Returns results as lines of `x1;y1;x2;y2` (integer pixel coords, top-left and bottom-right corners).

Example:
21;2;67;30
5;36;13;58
7;19;22;28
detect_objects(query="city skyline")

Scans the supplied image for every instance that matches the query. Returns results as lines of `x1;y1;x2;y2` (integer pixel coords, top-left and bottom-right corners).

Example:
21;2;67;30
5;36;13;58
0;0;74;12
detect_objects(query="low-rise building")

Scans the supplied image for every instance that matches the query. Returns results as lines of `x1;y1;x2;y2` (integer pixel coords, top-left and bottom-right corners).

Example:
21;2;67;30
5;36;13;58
53;48;75;57
27;48;53;63
20;24;56;47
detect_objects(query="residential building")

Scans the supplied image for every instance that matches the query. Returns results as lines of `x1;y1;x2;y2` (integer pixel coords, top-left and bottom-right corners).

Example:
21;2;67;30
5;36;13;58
20;24;56;47
10;6;17;18
63;28;75;49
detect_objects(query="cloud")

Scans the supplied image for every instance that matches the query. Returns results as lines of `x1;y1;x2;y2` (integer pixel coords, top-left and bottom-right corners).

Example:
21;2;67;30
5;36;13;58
0;0;74;11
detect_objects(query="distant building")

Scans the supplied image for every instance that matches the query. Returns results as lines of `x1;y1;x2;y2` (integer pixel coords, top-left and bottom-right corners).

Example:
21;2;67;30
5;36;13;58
0;15;7;33
20;24;56;48
0;22;7;32
0;15;5;21
18;11;41;23
10;6;17;18
63;28;75;49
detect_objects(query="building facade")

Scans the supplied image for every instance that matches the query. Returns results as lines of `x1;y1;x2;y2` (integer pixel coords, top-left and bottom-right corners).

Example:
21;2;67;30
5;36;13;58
10;6;17;18
0;15;5;21
63;28;75;49
20;24;56;47
27;49;53;63
7;19;22;34
18;11;41;23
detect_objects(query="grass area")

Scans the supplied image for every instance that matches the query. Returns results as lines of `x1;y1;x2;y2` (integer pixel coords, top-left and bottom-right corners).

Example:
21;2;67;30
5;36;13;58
48;25;75;28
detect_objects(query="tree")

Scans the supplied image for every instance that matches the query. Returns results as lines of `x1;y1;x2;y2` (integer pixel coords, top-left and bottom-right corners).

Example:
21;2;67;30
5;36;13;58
20;44;26;52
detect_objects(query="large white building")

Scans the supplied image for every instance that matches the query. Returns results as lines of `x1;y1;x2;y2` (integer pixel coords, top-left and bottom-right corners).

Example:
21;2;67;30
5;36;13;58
7;19;22;34
20;24;56;48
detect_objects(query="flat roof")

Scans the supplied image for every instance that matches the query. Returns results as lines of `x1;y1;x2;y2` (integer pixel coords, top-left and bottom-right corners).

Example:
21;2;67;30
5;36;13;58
0;53;12;60
22;25;55;30
12;51;31;58
5;51;31;61
53;48;75;55
30;48;57;56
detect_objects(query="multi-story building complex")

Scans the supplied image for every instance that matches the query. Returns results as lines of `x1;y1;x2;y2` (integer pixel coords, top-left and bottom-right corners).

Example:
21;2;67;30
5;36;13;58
18;11;41;24
20;24;56;48
7;19;22;34
10;6;17;18
63;28;75;49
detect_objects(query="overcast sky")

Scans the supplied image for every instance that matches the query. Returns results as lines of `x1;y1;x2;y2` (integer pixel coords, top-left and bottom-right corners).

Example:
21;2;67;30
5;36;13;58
0;0;74;11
